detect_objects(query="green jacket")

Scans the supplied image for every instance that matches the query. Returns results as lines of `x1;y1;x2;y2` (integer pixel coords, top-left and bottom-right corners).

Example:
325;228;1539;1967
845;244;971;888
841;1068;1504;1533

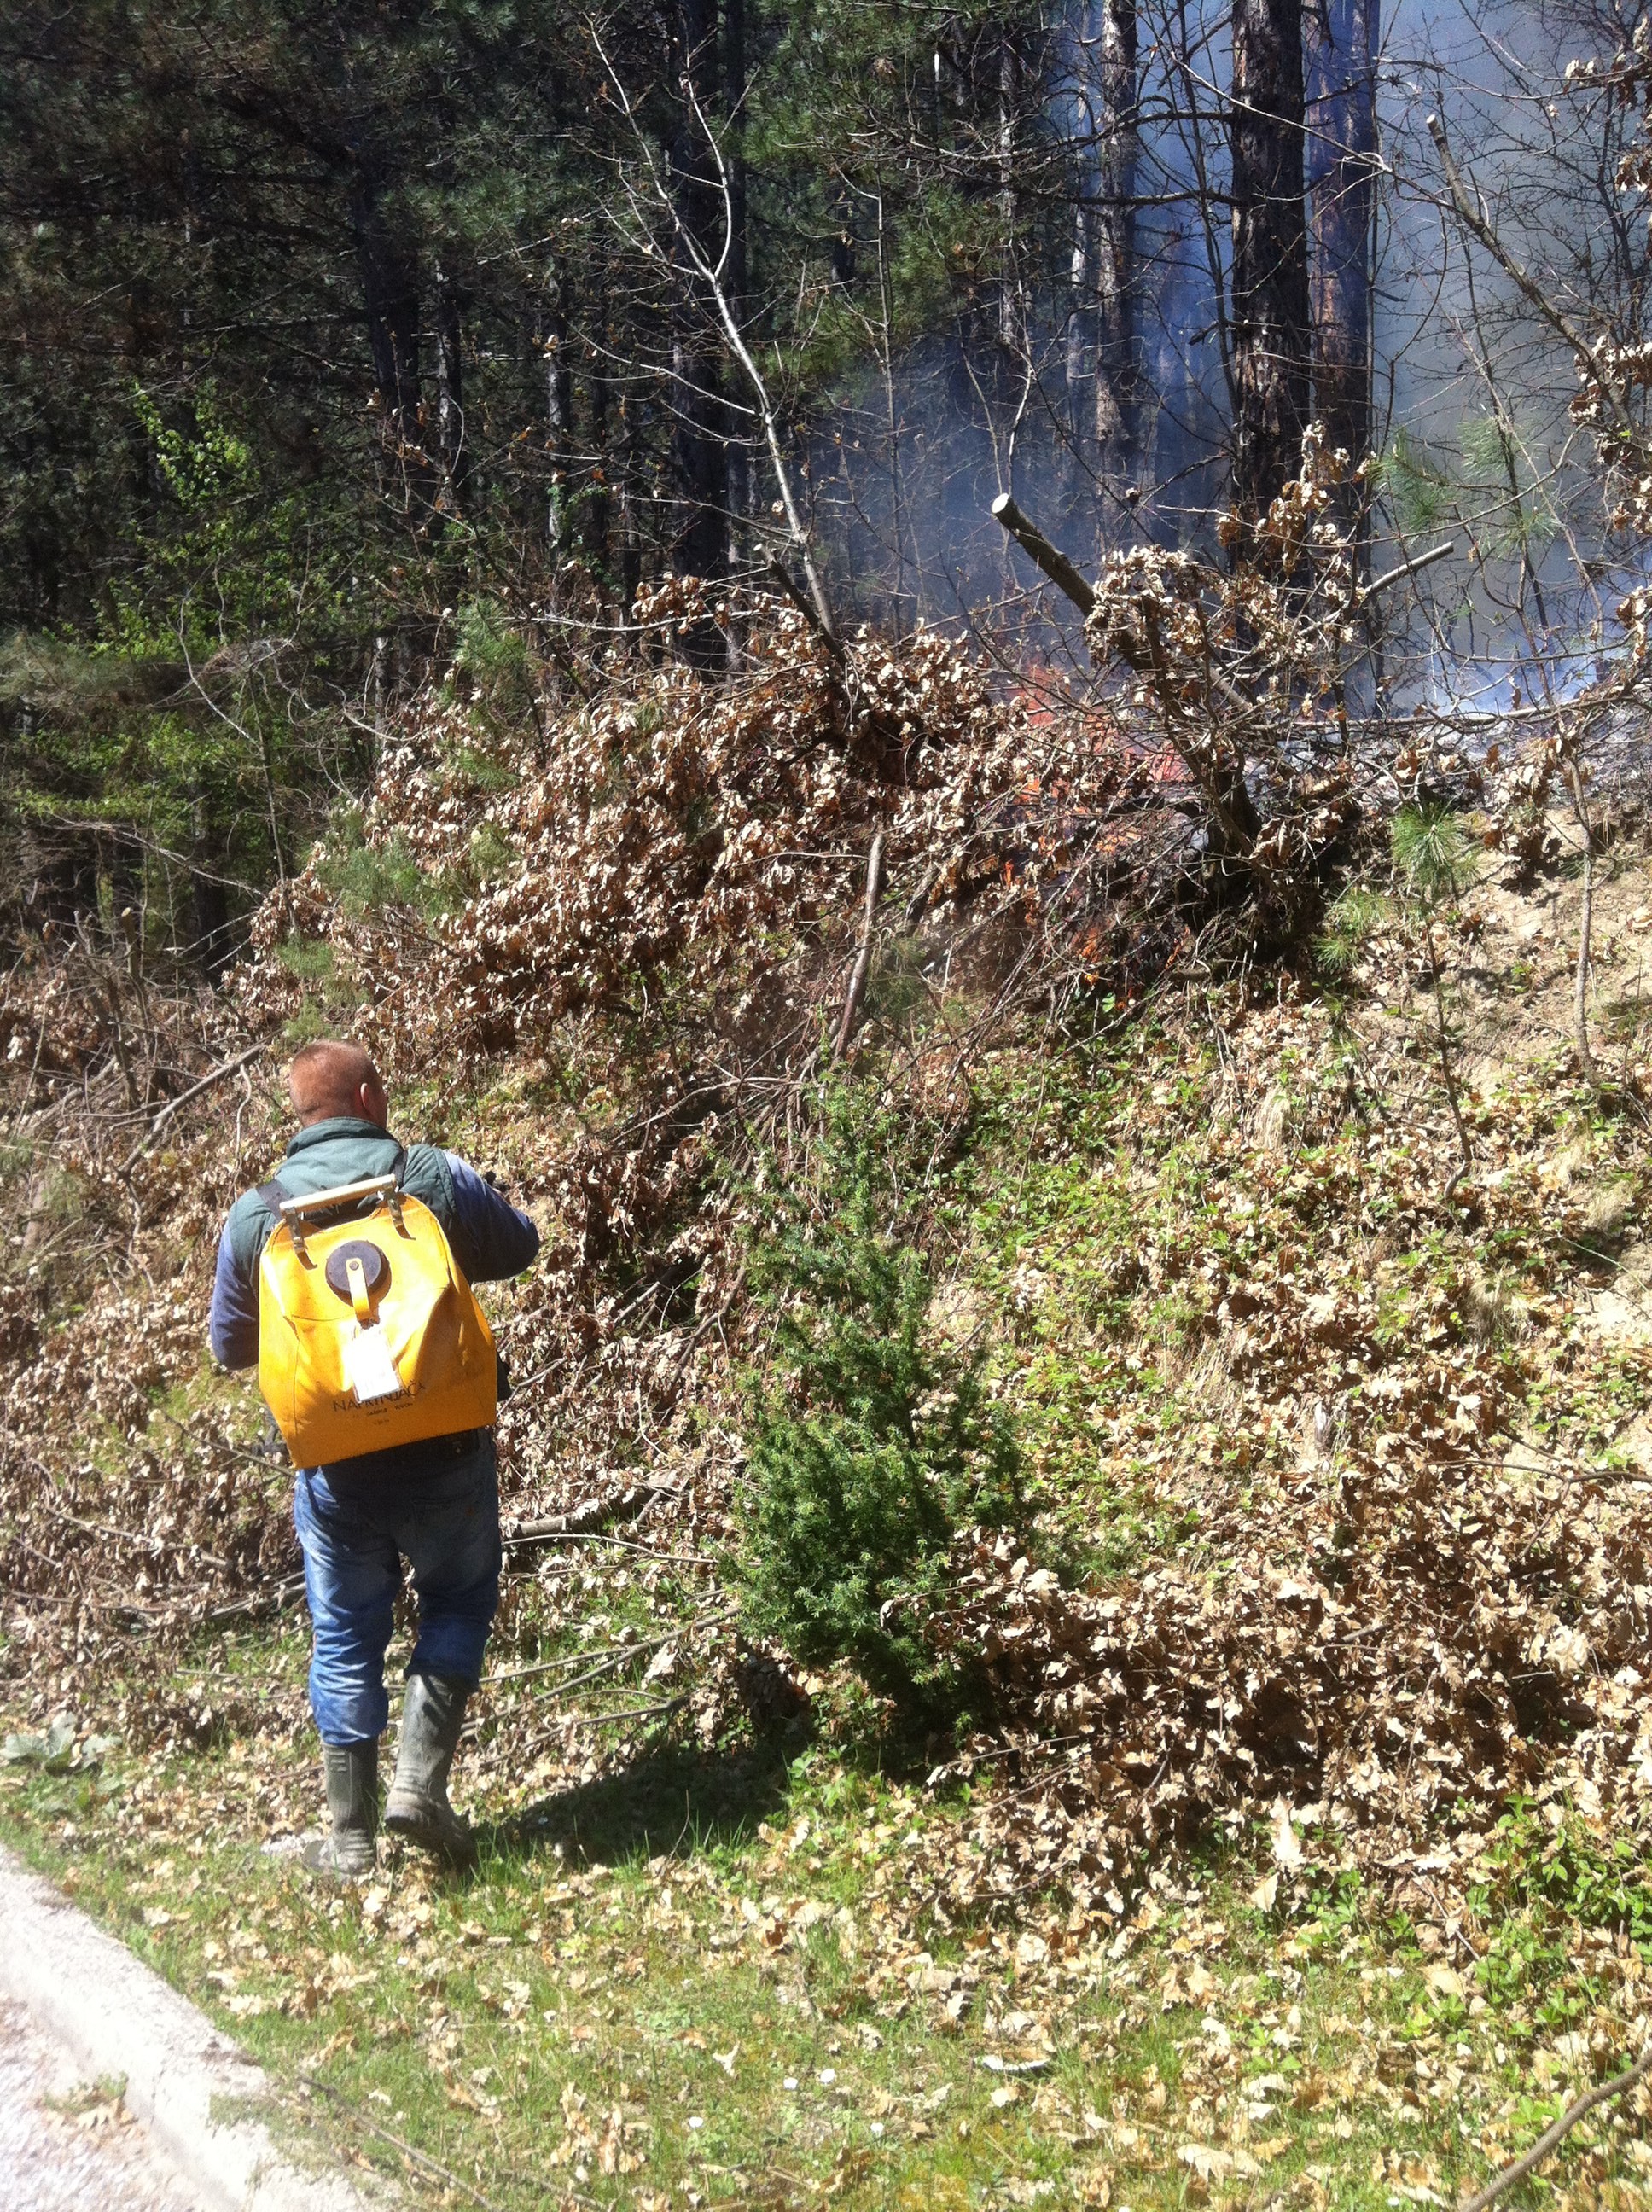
220;1118;457;1289
209;1116;539;1376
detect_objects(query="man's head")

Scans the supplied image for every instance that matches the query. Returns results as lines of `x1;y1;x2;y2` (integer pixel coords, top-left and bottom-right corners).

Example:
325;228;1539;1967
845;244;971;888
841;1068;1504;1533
287;1039;389;1130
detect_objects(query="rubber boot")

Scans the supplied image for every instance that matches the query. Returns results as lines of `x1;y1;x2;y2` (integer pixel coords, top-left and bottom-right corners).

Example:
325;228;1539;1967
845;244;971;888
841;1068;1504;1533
384;1672;478;1868
301;1740;378;1880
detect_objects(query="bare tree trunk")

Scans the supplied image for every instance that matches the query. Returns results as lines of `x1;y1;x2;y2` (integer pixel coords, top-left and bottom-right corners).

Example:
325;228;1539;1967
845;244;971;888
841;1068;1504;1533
1305;0;1377;552
723;0;750;589
544;263;573;556
433;266;468;527
668;0;730;670
1229;0;1312;529
587;329;613;573
998;34;1027;366
619;383;643;637
723;0;748;311
872;174;911;634
190;784;232;978
1065;187;1093;499
1093;0;1138;490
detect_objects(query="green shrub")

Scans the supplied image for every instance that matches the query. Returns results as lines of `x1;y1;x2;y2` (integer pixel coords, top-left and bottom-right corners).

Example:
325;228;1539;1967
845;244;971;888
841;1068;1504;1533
1467;1797;1652;2027
276;934;335;979
735;1086;1023;1719
314;830;432;917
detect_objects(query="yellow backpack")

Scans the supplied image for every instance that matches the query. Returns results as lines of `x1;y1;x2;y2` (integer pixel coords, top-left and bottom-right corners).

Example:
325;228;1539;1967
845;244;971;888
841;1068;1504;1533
257;1173;497;1465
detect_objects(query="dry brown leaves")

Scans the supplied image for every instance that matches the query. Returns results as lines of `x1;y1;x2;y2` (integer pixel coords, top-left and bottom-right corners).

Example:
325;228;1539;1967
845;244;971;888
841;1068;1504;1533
9;610;1652;1966
234;595;1157;1068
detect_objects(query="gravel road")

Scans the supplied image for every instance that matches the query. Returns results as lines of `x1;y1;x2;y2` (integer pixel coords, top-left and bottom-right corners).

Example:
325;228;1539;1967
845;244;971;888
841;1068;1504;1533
0;1997;203;2212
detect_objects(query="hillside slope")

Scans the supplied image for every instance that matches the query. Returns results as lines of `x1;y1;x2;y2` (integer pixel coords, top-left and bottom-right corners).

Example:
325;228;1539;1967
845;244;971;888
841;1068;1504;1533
5;681;1652;2209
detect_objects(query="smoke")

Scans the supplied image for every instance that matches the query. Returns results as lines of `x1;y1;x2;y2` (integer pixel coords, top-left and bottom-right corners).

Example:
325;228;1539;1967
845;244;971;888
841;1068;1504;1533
783;0;1644;726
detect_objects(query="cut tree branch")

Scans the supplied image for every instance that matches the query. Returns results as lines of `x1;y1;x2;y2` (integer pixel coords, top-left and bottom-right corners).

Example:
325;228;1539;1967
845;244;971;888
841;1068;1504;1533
991;493;1096;615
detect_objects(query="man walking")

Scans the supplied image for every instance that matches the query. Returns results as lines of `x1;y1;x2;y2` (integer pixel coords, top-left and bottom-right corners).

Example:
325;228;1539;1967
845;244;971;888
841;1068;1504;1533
209;1039;538;1877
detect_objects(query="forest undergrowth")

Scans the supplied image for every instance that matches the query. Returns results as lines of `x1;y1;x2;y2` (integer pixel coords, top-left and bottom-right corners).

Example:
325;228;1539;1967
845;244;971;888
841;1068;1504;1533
6;615;1652;2207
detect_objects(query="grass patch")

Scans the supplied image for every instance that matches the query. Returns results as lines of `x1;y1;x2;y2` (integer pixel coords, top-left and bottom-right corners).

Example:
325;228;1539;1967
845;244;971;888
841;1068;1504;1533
8;1731;1631;2211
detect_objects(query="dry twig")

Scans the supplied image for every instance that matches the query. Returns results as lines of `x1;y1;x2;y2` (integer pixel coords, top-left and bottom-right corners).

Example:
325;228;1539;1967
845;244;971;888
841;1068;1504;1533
1456;2042;1652;2212
834;830;886;1059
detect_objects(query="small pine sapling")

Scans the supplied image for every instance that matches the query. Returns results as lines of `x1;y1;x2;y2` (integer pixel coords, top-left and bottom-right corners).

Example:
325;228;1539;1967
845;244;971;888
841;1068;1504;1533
1315;884;1387;1121
735;1088;1023;1721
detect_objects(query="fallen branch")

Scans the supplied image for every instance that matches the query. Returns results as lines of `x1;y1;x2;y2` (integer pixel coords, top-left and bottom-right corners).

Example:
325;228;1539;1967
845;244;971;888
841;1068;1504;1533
486;1609;731;1687
301;2075;505;2212
203;1571;306;1624
119;1043;266;1174
502;1533;711;1568
1457;2041;1652;2212
503;1481;676;1551
515;1693;690;1756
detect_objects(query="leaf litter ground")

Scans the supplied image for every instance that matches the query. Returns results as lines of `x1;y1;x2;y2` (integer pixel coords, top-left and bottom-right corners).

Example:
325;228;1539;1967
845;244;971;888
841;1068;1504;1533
9;760;1652;2203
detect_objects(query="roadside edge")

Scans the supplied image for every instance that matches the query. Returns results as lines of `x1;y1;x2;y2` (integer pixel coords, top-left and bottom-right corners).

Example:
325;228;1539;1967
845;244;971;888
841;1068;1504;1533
0;1842;375;2212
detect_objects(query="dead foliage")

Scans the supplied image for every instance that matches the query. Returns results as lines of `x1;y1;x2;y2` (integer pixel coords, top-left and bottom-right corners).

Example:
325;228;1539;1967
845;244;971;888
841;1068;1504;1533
5;597;1652;1970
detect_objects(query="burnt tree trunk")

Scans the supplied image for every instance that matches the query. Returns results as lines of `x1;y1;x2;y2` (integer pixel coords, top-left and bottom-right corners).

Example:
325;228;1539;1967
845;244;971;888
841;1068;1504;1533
1305;0;1377;548
1228;0;1312;529
667;0;730;669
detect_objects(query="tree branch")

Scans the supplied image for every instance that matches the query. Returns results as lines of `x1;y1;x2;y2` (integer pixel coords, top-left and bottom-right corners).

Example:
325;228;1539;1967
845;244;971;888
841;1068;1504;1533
834;830;886;1058
1427;114;1639;445
503;1481;675;1551
1457;2041;1652;2212
119;1044;267;1174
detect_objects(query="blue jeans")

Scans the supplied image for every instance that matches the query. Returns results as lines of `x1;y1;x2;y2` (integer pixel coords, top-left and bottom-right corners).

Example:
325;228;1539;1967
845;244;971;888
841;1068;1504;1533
293;1434;502;1747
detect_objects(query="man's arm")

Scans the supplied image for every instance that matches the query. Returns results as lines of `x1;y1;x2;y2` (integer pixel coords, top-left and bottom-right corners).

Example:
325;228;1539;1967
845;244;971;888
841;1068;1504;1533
208;1220;260;1369
443;1155;540;1284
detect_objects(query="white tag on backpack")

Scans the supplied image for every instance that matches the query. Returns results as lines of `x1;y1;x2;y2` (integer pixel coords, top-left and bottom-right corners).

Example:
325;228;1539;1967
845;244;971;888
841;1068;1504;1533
343;1326;402;1405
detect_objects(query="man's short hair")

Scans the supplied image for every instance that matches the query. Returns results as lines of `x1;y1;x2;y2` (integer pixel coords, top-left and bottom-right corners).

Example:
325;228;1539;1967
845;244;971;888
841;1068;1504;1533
287;1039;381;1123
